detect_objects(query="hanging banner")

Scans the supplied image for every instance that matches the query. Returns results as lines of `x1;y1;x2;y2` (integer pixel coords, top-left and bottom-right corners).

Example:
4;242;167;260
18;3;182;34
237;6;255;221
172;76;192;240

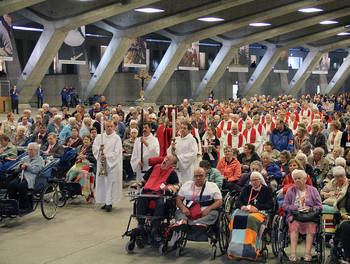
58;26;86;65
229;45;249;72
179;42;199;71
0;14;13;61
124;37;147;68
312;52;329;74
273;50;289;73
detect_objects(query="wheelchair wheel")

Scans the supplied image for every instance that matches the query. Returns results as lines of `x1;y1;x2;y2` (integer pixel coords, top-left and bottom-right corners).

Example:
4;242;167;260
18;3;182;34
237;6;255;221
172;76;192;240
218;211;230;254
41;183;59;220
271;214;280;256
176;247;182;258
317;220;326;264
210;245;217;260
136;237;144;249
159;243;167;255
224;193;234;215
261;249;268;263
278;250;283;264
57;190;66;208
126;241;135;253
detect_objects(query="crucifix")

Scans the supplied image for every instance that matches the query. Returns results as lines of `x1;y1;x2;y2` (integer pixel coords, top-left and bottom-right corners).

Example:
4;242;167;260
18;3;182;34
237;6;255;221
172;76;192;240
134;68;152;172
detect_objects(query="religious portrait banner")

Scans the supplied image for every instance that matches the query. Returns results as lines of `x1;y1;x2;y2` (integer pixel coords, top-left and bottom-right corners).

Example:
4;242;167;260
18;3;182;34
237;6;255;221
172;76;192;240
273;50;289;73
124;37;147;68
179;42;200;71
312;52;329;74
229;45;249;72
58;26;86;65
0;14;13;61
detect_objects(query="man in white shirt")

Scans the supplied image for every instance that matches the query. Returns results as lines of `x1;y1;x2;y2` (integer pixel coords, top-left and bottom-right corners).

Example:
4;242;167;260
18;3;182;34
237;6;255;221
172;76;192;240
131;122;160;182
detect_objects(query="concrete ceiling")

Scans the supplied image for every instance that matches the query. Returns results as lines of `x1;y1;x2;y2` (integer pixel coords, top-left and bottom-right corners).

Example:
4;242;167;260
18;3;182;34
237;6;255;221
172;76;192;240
3;0;349;51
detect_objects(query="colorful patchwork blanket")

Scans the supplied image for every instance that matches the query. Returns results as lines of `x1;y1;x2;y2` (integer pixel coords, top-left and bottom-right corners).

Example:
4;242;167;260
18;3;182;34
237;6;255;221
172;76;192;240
227;209;268;260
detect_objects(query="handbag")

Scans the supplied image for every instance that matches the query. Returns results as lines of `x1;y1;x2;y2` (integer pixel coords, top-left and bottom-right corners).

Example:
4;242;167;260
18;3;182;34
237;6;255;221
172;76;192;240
187;183;206;220
291;209;322;223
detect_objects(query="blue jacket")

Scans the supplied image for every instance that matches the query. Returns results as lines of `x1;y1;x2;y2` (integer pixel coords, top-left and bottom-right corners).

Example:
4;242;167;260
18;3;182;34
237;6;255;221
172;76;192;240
59;124;72;142
270;125;293;153
36;88;44;99
61;89;69;102
69;87;78;98
10;89;19;100
266;162;283;180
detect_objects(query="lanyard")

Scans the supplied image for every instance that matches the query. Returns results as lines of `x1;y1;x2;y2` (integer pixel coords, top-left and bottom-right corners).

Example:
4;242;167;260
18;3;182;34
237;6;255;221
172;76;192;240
298;137;303;149
248;185;262;205
14;137;20;146
79;146;87;155
47;144;54;153
68;137;78;147
192;184;203;200
38;133;46;143
0;147;4;153
207;137;214;146
314;159;320;167
296;186;307;207
114;123;119;131
331;132;337;145
348;132;350;142
54;123;60;133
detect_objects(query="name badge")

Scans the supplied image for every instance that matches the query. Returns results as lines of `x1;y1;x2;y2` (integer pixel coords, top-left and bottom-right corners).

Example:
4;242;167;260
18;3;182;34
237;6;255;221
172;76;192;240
346;142;350;147
330;144;334;150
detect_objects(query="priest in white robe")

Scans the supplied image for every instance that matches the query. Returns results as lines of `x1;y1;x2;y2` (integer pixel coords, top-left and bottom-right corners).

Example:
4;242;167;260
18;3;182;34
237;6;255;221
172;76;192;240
242;119;262;154
224;124;246;154
131;122;160;182
167;121;197;183
93;120;123;212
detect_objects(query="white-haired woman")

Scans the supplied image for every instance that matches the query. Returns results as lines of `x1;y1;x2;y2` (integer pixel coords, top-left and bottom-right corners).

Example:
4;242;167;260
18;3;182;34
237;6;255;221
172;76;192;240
283;170;322;262
296;152;316;187
321;166;349;206
59;117;77;142
10;125;28;147
326;146;344;166
235;171;274;213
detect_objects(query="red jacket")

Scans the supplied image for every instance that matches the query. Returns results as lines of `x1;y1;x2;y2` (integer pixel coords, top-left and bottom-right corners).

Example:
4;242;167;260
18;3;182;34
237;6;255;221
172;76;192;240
216;157;241;182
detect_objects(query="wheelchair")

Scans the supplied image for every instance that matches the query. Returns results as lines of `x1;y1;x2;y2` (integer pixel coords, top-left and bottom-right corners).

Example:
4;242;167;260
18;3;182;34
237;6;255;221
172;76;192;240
122;186;177;254
221;178;240;216
0;158;61;222
168;207;229;260
274;210;326;264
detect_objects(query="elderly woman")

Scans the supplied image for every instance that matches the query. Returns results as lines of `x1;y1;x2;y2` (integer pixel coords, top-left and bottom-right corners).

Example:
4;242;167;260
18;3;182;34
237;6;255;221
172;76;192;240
281;159;313;196
235;160;270;192
59;116;77;142
327;120;343;153
41;132;64;158
296;152;316;187
293;124;311;154
261;152;282;183
202;125;220;168
283;169;322;262
237;143;261;173
217;146;241;189
0;133;18;184
325;146;343;166
321;166;349;206
262;141;280;162
67;134;96;201
18;115;32;137
62;127;83;148
8;143;44;213
10;125;28;147
236;171;274;211
124;120;138;140
334;179;350;263
276;150;291;176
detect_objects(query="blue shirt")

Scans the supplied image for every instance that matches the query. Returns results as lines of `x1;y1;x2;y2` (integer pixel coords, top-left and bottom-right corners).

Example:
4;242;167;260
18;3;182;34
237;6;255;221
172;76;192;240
10;89;19;100
61;89;69;101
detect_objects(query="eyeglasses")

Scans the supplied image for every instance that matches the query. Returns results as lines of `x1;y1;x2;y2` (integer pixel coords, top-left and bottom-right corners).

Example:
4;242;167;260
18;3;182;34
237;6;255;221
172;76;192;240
194;175;205;178
250;179;260;182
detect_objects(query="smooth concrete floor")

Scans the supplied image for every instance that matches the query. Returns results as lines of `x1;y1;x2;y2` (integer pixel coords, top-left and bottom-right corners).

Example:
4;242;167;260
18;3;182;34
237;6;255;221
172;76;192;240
0;186;330;264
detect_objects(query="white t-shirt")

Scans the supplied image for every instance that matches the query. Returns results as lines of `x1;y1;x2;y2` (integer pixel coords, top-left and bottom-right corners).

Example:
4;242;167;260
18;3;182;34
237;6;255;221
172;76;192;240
178;181;222;211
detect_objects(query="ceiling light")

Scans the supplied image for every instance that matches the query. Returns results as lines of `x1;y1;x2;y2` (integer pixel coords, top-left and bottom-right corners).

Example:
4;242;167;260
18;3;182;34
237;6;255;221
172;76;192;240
320;20;338;25
197;17;224;22
134;8;164;13
249;22;271;27
298;7;323;13
337;32;350;36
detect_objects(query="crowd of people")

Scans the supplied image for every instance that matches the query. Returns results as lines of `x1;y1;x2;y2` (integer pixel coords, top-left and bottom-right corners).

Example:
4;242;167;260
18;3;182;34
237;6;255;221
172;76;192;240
1;91;350;262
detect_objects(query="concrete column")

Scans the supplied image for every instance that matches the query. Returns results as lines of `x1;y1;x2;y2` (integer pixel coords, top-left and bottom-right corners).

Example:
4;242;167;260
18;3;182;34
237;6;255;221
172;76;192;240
319;74;328;94
280;73;289;94
285;50;322;96
194;45;237;102
77;57;91;97
241;46;284;98
17;28;68;104
325;52;350;95
82;36;133;101
5;29;22;87
144;41;188;104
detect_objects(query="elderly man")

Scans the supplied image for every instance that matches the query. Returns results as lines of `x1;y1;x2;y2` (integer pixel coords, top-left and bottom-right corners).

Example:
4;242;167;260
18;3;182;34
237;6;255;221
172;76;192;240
130;154;180;242
59;117;77;142
172;167;222;231
270;119;294;153
89;102;101;119
167;121;198;183
225;124;246;154
131;122;160;182
93;120;123;212
310;122;327;153
112;114;126;139
46;115;63;135
123;128;138;181
242;119;262;154
308;147;330;183
261;152;282;189
191;111;205;138
92;112;103;134
8;143;44;213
